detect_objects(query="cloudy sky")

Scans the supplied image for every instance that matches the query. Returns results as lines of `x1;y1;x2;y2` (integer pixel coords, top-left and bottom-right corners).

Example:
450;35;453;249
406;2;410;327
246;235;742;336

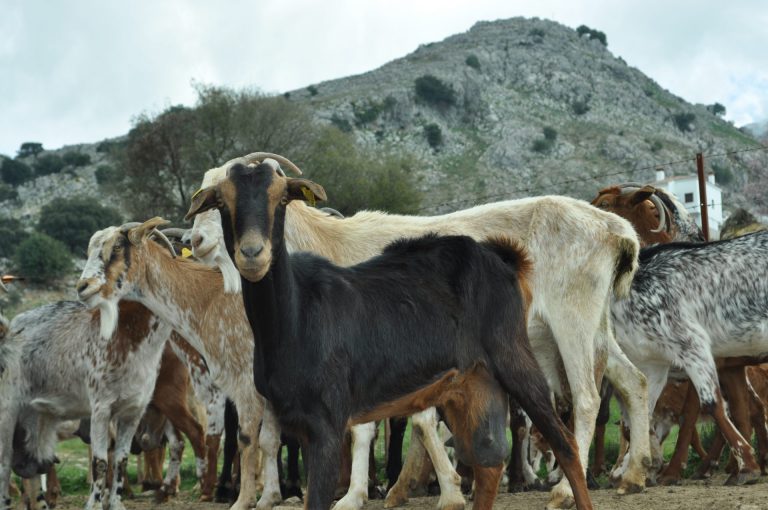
1;0;767;156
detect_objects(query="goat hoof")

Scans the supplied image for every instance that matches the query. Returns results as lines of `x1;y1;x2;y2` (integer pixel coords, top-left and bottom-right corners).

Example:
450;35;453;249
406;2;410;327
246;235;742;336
546;494;575;510
383;490;408;508
154;485;175;503
586;470;600;490
725;470;761;486
508;480;540;493
617;480;645;495
659;475;681;487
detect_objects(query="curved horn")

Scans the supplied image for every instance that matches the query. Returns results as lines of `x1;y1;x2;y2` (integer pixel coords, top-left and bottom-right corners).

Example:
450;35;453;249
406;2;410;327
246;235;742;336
159;228;189;240
647;193;670;233
260;158;285;177
0;278;7;293
150;229;177;258
118;222;142;233
239;152;303;175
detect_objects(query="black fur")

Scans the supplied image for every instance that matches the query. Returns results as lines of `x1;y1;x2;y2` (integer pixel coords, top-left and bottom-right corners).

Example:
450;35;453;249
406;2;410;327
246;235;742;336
214;164;577;510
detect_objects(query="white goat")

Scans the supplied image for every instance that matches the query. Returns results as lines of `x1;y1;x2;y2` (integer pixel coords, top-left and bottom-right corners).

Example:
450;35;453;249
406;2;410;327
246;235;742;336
189;153;651;510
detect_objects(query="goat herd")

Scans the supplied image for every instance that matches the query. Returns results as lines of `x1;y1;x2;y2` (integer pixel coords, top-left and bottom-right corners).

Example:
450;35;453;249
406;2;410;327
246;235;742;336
1;152;767;510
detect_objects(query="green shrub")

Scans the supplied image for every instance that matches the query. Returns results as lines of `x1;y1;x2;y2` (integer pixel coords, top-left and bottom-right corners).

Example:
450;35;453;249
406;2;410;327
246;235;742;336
529;28;546;39
414;75;456;108
424;123;443;149
0;184;18;202
37;196;123;255
13;233;74;283
707;103;726;116
330;114;353;133
576;25;607;46
465;54;481;70
17;142;43;158
1;158;33;186
62;152;91;167
307;85;318;96
34;154;65;176
712;162;734;185
94;164;122;185
532;127;557;153
650;140;663;153
0;217;29;257
352;100;384;125
571;98;590;115
673;112;696;132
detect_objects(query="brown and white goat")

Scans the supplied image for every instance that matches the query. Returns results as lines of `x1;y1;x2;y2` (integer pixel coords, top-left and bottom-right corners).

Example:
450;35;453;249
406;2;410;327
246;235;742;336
76;219;276;510
0;296;170;510
187;152;649;509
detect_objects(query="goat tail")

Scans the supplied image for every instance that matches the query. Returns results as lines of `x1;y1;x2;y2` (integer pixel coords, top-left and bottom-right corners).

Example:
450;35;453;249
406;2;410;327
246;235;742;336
483;235;534;306
613;235;639;299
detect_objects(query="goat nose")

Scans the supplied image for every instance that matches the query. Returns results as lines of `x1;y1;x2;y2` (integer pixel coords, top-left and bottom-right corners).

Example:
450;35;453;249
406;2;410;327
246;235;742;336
190;233;203;248
240;245;264;259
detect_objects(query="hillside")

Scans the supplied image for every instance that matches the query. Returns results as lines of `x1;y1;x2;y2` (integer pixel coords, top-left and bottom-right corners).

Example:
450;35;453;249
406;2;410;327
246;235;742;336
2;17;766;229
289;17;767;213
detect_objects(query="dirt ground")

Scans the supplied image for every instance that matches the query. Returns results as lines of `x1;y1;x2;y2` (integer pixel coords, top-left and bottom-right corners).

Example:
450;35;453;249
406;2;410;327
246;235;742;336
45;475;768;510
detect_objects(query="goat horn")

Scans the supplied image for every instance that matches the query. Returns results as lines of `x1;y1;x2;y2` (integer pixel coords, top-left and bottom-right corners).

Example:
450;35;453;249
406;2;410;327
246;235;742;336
615;182;646;189
239;152;303;175
159;228;189;240
151;229;177;258
647;193;670;233
0;278;7;293
118;222;142;233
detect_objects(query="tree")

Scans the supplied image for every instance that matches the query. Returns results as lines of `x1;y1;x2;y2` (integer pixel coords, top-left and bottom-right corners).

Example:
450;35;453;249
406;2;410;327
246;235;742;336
302;127;422;215
62;151;92;167
116;86;321;222
34;154;65;176
13;233;73;283
37;196;123;255
0;217;29;257
707;103;726;116
1;158;33;185
17;142;43;158
414;75;457;108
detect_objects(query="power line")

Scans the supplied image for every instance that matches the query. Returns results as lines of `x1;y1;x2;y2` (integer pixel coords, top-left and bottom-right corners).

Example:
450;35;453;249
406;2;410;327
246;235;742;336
416;144;768;213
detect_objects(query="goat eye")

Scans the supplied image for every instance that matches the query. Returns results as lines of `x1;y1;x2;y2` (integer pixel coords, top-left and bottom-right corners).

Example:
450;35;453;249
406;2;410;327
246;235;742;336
600;201;609;208
280;197;289;206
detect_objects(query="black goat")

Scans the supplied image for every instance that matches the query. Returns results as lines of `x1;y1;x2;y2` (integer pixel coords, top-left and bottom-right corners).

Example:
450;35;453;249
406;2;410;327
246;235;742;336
185;162;593;510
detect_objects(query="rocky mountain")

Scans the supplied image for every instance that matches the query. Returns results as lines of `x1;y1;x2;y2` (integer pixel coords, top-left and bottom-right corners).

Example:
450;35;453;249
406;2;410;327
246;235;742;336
288;17;767;214
2;17;766;226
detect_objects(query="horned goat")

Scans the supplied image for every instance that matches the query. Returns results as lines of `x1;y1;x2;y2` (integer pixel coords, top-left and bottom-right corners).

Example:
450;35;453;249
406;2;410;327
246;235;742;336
188;153;649;509
183;161;594;510
76;218;279;510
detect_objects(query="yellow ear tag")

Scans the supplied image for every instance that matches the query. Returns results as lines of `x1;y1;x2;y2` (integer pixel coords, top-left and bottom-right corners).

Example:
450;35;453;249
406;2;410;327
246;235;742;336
301;186;316;207
191;188;203;200
181;247;193;259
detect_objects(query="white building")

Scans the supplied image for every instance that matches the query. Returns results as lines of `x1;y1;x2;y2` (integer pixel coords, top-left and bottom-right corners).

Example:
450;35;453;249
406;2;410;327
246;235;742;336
654;169;723;239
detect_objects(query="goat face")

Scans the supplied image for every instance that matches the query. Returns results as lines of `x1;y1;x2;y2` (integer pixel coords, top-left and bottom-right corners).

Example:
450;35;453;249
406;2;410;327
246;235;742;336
591;185;671;246
185;162;326;283
76;218;170;339
189;209;242;294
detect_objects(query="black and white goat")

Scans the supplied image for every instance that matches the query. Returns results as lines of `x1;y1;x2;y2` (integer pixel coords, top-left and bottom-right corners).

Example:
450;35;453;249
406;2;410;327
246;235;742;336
611;231;768;483
182;161;594;510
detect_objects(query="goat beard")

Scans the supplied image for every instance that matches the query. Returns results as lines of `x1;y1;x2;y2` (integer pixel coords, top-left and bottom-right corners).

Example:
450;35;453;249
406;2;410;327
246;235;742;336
98;299;119;340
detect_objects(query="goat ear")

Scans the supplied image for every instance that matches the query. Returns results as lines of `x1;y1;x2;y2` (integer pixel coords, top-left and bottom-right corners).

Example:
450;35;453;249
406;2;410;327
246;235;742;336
286;178;327;206
185;187;219;221
128;217;171;245
630;185;657;206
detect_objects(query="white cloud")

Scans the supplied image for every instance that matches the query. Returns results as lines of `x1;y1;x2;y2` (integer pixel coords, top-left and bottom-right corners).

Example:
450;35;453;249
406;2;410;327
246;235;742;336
1;0;767;155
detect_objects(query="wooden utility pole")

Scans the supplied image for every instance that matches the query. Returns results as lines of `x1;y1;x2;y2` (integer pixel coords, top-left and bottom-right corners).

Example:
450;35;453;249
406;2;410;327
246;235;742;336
696;153;709;241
